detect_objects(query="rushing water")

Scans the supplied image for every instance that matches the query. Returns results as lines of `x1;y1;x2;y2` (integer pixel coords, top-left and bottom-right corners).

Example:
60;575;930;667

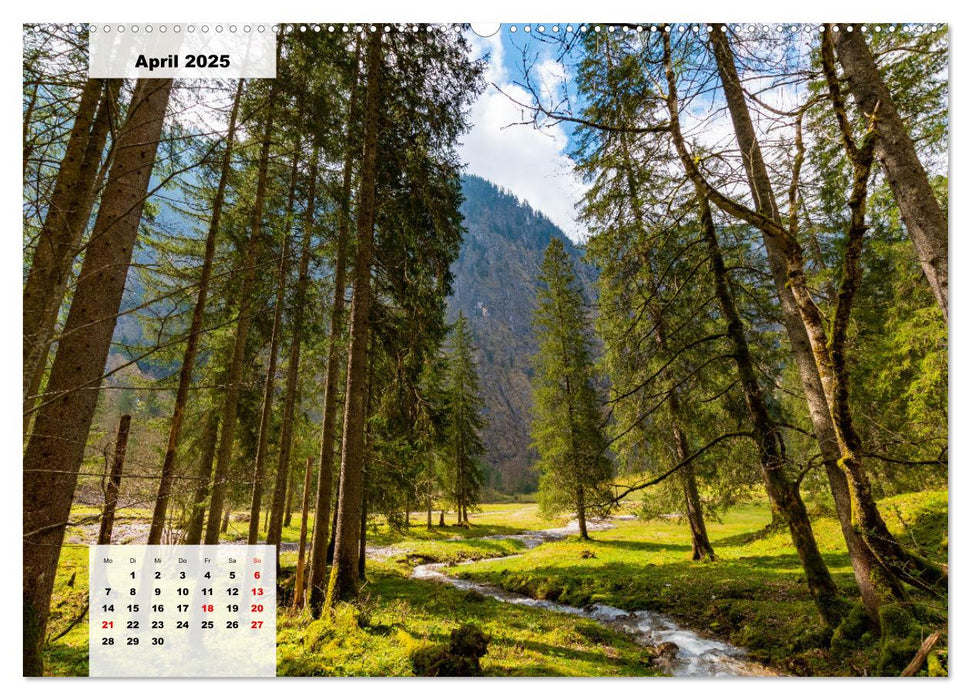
410;518;776;677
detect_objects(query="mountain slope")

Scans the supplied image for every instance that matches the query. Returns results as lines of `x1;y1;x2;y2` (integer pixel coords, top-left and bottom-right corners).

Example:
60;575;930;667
449;174;591;493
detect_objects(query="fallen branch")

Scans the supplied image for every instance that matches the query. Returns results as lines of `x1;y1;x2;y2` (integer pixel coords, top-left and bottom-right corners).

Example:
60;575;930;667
900;630;943;677
48;601;89;643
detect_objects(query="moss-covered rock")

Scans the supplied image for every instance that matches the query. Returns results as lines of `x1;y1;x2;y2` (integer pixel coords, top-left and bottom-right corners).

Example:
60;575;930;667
411;623;491;676
831;602;872;654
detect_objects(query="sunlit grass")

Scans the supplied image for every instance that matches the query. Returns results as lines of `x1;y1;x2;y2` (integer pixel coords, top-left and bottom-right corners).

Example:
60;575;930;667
47;490;947;676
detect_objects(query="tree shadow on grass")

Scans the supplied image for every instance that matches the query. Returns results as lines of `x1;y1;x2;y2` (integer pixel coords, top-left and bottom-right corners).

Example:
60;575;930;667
588;538;693;555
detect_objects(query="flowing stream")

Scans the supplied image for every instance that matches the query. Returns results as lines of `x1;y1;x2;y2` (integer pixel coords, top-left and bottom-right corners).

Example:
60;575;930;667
409;518;777;677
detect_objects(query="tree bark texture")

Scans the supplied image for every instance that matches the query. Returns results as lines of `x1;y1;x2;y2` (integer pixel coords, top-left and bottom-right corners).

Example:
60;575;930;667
326;31;384;606
97;414;131;545
22;78;173;675
834;25;948;321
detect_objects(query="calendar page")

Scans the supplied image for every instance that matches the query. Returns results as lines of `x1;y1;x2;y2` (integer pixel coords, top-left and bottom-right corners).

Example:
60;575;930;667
89;546;276;677
21;6;949;685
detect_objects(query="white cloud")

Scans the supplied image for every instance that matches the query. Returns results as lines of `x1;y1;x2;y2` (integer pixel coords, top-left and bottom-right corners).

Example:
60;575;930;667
459;33;589;242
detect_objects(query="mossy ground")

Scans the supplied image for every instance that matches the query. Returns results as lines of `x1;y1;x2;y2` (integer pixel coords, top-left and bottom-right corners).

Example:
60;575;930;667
43;491;946;677
452;491;948;676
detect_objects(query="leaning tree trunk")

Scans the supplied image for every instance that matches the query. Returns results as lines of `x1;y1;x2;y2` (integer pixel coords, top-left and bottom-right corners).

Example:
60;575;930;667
775;29;946;597
24;79;122;428
707;26;898;621
675;430;715;561
23;78;102;403
22;78;172;675
247;142;300;545
326;31;383;606
695;191;844;627
205;77;281;545
833;24;948;321
149;80;244;545
23;79;39;178
307;49;360;616
654;322;715;560
268;144;318;549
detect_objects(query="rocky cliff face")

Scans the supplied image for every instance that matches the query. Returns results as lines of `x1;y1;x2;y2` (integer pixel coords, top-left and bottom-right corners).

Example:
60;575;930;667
448;175;591;493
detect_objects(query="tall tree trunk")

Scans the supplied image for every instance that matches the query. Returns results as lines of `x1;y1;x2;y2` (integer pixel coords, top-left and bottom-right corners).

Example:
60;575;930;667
293;456;314;609
327;472;342;565
22;78;173;676
456;468;464;526
426;490;433;529
696;192;843;626
23;78;101;401
24;79;122;427
25;79;123;435
325;31;383;607
205;76;281;545
614;112;716;562
284;464;296;528
247;142;300;545
184;415;220;545
707;27;897;620
307;48;360;616
268;144;318;548
833;25;948;321
98;414;131;545
149;80;244;545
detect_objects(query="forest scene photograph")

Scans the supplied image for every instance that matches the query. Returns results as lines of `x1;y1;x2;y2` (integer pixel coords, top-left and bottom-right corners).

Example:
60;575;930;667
21;19;949;679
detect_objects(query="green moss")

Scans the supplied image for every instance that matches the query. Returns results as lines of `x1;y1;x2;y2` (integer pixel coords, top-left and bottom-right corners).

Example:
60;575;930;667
831;602;872;653
411;623;491;676
875;604;923;676
451;492;948;676
42;493;947;677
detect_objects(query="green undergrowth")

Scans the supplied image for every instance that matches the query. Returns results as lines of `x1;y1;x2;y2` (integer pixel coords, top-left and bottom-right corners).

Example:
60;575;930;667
44;492;947;677
41;544;89;676
277;557;661;677
451;492;948;677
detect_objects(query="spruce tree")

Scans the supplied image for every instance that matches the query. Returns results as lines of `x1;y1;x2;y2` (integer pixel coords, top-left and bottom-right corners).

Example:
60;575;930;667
445;313;486;525
530;238;611;539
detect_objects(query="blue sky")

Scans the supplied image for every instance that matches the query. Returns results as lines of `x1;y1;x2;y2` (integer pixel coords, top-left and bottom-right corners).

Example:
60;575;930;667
459;25;589;242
